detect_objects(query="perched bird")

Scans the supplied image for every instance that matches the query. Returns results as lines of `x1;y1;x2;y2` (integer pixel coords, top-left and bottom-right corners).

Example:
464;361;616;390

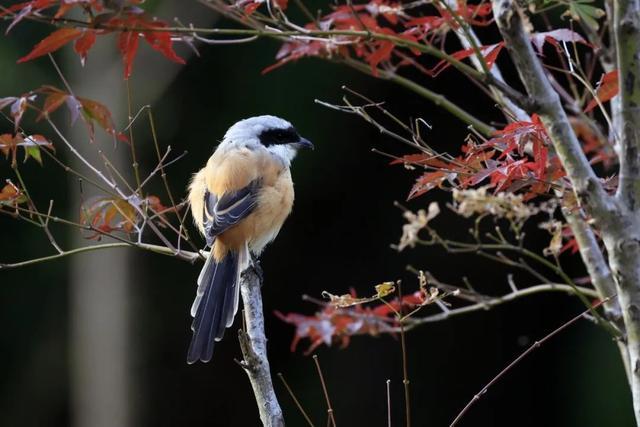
187;115;313;364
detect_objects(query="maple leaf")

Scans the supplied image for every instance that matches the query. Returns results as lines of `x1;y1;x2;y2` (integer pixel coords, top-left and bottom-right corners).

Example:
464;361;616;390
408;171;448;199
36;85;72;121
0;180;27;207
0;133;52;167
21;134;54;165
0;95;34;132
429;42;504;77
585;70;619;113
74;30;97;66
110;14;185;79
17;28;83;63
81;196;138;238
0;134;19;166
79;97;128;142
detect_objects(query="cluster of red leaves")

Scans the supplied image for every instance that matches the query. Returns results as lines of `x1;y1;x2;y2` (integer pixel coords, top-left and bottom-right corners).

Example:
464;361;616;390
2;0;184;78
261;0;595;81
262;0;494;75
393;114;564;201
80;194;170;238
275;289;425;354
396;111;619;202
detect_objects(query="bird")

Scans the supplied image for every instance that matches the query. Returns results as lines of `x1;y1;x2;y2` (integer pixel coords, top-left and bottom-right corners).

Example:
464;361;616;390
186;115;313;364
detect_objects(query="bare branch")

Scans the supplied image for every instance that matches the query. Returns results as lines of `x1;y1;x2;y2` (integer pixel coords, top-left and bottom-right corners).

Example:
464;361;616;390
563;208;620;320
238;263;284;427
402;283;599;330
0;242;200;270
613;0;640;210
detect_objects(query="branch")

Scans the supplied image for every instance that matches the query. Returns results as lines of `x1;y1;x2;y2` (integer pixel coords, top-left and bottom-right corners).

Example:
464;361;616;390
342;58;495;136
0;243;200;270
562;208;620;320
441;0;529;121
402;283;599;330
238;263;284;427
613;0;640;210
491;0;617;224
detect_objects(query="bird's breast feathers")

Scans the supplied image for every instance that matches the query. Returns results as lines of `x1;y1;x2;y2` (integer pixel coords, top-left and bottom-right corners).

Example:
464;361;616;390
189;147;294;258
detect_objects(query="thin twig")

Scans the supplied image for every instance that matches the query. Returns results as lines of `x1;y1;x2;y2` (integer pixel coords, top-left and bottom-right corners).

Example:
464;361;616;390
449;295;615;426
397;281;411;427
277;373;316;427
312;354;336;427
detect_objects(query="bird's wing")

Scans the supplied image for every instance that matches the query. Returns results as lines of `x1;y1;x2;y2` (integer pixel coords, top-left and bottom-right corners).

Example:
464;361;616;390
203;178;262;246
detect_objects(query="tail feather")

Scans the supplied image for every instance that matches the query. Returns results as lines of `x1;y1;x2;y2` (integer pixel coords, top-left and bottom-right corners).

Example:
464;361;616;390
187;251;239;364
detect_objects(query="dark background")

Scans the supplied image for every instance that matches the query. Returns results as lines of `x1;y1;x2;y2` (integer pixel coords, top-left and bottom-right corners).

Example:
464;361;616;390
0;1;634;426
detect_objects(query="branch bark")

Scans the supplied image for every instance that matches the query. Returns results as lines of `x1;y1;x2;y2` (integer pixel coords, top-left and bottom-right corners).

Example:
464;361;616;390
238;263;285;427
614;0;640;210
562;209;620;319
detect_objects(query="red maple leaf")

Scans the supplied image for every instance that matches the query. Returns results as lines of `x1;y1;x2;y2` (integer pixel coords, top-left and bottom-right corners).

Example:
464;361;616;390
585;70;619;113
17;28;83;63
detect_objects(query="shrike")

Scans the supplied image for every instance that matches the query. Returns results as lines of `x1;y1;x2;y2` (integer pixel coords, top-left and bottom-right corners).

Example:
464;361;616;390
187;115;313;364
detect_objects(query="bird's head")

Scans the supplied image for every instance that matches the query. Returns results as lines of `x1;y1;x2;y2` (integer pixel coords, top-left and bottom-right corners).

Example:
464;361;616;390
222;115;313;165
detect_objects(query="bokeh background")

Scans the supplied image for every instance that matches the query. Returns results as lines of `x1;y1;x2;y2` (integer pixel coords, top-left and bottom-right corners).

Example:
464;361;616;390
0;1;634;426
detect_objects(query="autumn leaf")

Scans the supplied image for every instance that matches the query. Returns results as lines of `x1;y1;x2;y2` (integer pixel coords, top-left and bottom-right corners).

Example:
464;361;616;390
0;134;19;166
36;85;68;120
79;97;127;142
0;133;53;166
117;27;140;80
141;22;186;65
408;171;448;199
430;42;504;77
81;196;138;238
0;180;27;207
17;28;83;63
74;30;97;66
585;70;619;113
21;134;54;165
111;15;185;79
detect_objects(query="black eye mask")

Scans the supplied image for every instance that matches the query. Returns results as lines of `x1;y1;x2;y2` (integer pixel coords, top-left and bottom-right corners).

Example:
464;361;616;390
258;127;300;147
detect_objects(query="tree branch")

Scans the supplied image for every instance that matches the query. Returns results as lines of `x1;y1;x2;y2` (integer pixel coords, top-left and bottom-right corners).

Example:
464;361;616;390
613;0;640;210
238;263;284;427
562;208;620;319
441;0;529;121
0;243;200;270
342;58;496;136
401;283;599;330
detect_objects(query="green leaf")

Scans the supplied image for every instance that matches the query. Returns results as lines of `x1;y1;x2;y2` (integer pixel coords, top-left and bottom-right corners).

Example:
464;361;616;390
565;1;605;30
24;145;42;165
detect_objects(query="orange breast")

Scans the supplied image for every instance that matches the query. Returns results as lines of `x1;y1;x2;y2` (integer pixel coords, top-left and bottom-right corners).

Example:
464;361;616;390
196;148;294;260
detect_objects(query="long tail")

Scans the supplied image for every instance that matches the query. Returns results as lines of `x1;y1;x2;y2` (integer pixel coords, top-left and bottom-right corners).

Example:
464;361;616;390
187;246;249;364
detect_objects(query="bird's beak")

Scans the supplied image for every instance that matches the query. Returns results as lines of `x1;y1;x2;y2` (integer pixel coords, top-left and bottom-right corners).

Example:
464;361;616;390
295;137;314;150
